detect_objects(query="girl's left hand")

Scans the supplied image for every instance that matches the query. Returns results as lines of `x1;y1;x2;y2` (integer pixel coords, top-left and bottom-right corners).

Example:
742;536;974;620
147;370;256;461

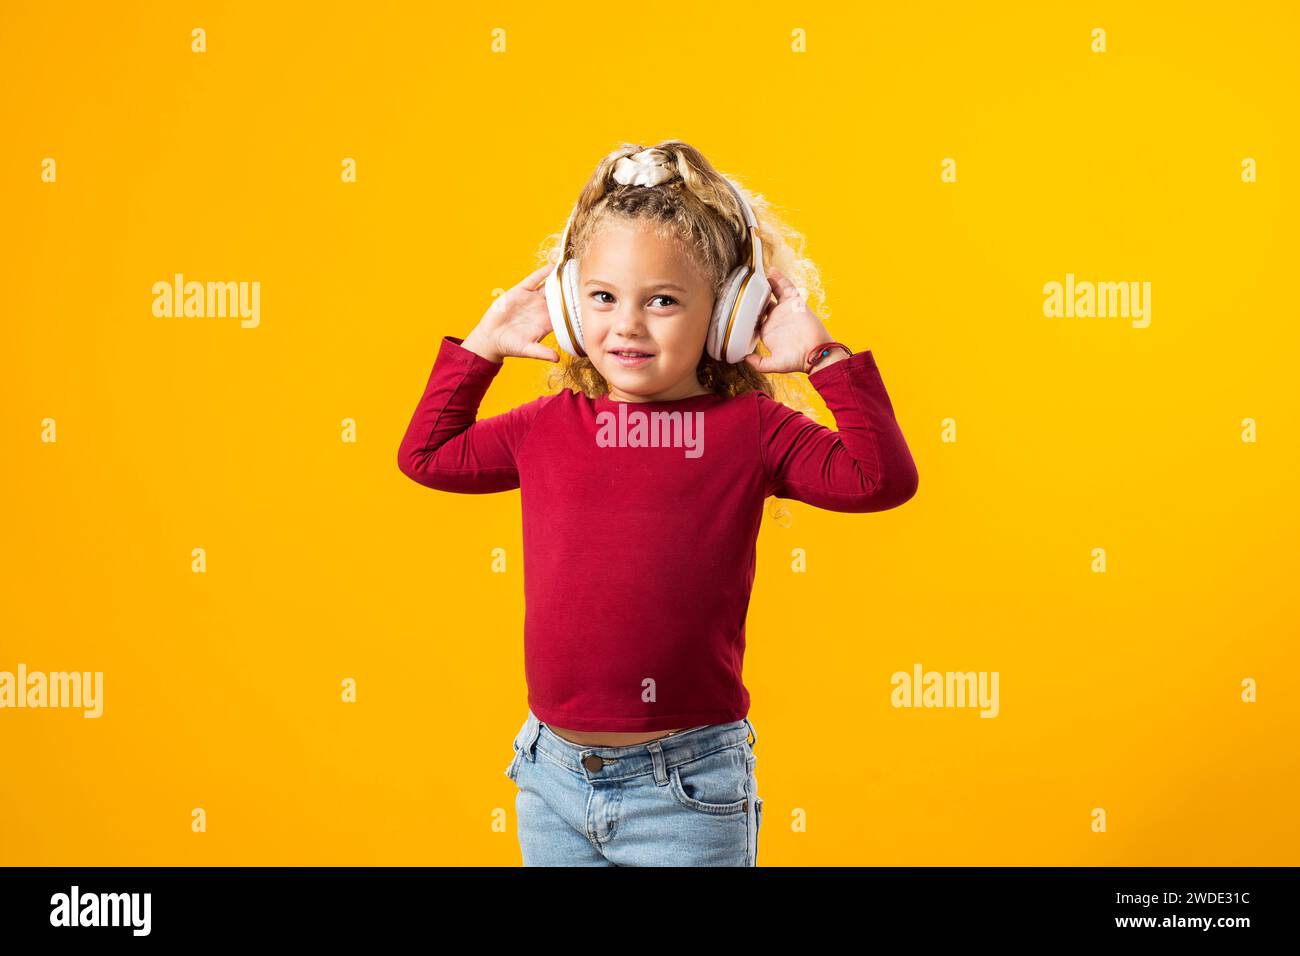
742;269;830;374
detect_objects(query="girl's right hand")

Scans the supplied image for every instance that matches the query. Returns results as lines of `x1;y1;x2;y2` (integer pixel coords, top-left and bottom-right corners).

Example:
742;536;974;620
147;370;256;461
462;263;560;364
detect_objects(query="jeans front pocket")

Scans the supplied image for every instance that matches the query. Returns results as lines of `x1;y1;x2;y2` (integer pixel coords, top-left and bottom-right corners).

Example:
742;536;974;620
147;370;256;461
667;743;750;816
504;714;533;782
504;730;526;782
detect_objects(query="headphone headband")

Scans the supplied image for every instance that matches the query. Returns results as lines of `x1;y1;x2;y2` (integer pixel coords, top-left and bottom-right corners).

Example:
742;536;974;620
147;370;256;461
556;175;760;272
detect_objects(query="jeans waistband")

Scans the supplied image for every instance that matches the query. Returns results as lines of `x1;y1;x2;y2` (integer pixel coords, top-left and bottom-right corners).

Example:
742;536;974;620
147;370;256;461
514;709;757;783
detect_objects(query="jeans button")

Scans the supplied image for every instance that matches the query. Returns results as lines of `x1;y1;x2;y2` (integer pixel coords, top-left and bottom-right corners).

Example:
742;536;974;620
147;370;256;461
582;754;605;772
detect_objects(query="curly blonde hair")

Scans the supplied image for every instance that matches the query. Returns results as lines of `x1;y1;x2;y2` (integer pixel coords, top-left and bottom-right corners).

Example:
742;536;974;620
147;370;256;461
534;140;828;419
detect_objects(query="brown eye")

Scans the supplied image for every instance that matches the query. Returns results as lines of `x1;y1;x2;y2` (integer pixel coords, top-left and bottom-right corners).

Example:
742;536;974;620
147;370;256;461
650;295;678;308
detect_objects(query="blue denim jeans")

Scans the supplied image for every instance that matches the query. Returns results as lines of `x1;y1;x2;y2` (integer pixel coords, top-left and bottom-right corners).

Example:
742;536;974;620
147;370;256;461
504;708;763;866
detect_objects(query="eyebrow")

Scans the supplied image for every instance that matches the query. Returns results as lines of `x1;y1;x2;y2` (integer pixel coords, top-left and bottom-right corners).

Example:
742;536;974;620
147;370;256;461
583;278;689;293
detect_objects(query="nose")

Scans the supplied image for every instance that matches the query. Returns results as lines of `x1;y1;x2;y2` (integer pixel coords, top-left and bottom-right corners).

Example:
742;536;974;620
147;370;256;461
611;307;649;338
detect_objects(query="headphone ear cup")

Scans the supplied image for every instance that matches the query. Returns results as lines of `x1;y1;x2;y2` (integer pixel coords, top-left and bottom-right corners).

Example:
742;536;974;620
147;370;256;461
544;258;586;357
709;268;749;362
561;259;585;355
544;261;577;357
723;266;771;365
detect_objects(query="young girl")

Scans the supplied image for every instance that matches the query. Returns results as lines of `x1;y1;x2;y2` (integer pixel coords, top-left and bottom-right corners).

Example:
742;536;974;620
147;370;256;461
397;141;919;866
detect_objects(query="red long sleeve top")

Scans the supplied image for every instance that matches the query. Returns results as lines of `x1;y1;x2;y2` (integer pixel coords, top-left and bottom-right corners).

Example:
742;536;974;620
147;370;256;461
398;335;919;731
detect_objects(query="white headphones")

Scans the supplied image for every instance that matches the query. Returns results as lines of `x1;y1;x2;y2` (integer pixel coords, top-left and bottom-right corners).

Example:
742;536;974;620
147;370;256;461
543;176;771;365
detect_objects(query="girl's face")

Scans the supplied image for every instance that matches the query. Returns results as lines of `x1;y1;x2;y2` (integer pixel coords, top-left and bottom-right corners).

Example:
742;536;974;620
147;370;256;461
578;218;716;403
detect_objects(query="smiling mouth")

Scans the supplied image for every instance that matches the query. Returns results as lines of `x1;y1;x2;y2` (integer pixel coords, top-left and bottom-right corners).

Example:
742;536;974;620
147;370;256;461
610;349;655;369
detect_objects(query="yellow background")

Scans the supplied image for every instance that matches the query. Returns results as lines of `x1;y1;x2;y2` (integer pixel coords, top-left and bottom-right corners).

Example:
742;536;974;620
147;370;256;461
2;1;1296;865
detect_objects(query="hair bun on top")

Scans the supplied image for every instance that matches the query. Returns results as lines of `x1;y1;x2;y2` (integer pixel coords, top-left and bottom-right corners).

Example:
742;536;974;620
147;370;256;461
611;148;678;187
